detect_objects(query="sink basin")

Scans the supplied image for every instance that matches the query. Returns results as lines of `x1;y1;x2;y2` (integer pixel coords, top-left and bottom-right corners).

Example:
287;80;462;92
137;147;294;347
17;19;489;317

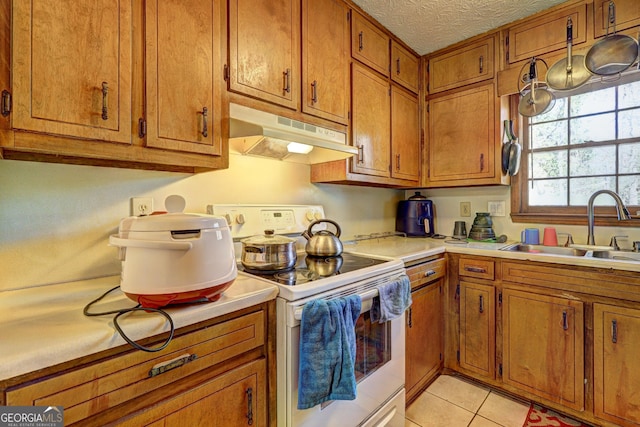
590;250;640;262
500;244;587;257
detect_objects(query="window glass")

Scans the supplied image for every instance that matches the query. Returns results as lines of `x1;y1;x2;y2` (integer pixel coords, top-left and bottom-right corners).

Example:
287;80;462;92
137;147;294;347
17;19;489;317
569;177;617;205
570;113;615;143
569;146;616;176
529;151;567;178
570;87;615;116
528;179;567;206
619;108;640;139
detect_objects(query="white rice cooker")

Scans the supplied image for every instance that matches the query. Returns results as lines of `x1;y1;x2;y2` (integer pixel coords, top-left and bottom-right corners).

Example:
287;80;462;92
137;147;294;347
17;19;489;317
109;202;237;308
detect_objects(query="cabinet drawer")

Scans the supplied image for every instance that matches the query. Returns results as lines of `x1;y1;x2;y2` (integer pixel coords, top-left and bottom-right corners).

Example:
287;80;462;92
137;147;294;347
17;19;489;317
6;310;265;425
507;4;587;64
407;258;445;290
459;257;495;280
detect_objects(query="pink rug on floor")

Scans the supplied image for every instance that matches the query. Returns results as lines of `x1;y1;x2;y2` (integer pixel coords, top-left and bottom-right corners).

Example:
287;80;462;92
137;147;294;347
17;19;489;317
523;404;590;427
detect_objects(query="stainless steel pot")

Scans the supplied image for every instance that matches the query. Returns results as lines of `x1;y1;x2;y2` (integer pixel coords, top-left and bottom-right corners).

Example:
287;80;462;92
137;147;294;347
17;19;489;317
241;230;297;271
302;219;343;257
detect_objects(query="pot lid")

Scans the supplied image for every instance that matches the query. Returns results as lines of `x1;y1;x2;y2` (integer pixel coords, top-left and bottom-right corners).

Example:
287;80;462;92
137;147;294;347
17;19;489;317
118;212;228;232
241;229;296;245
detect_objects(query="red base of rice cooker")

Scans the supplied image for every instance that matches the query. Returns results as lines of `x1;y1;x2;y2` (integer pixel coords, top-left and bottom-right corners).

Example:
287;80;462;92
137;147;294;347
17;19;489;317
125;279;235;309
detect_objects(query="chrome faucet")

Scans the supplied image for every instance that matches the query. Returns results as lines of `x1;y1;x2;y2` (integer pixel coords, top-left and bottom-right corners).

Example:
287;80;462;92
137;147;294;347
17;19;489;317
587;190;632;245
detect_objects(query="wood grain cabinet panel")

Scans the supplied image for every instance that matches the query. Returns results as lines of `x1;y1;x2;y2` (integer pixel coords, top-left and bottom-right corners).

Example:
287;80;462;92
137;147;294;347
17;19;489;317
391;41;419;93
351;11;390;76
459;281;495;379
11;0;132;143
301;0;350;124
594;0;640;38
428;36;495;94
506;4;587;64
228;0;300;109
502;288;584;411
144;0;222;155
391;86;420;181
593;303;640;426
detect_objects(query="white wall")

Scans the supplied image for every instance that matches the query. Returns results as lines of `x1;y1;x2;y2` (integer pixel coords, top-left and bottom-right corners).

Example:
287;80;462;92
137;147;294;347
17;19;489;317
0;154;403;291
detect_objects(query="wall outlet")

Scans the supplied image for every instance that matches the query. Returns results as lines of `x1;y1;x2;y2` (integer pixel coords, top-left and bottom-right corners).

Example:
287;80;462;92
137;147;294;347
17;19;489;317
460;201;471;217
131;197;153;216
488;200;506;217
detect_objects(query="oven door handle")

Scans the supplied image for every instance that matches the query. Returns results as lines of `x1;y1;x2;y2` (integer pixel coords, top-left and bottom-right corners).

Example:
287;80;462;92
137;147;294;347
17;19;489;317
293;288;378;321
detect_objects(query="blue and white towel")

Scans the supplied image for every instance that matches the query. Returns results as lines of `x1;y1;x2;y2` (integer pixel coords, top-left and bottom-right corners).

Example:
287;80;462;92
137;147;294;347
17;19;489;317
297;295;362;409
371;274;412;323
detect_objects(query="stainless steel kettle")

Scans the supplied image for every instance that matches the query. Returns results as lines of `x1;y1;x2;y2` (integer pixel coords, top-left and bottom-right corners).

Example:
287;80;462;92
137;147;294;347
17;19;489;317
302;219;343;256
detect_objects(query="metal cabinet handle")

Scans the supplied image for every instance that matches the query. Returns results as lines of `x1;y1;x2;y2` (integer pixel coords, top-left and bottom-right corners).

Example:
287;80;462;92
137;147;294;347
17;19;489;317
396;58;401;74
408;307;413;328
1;90;11;116
148;353;197;377
464;266;487;273
357;144;364;163
199;107;208;137
396;154;401;171
246;387;254;425
283;69;291;93
612;319;618;343
358;31;364;51
425;269;436;277
311;80;318;103
101;82;108;120
479;295;484;313
479;55;484;74
562;311;569;330
480;153;485;171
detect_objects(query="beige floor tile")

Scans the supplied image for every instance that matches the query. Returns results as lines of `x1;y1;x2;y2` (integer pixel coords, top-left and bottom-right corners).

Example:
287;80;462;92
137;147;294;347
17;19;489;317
405;418;421;427
406;392;475;427
477;391;530;427
426;374;491;413
469;415;503;427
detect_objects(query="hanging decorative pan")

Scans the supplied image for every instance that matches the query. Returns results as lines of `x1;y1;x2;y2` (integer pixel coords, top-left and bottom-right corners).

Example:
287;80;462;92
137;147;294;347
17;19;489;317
518;57;556;118
547;17;592;91
585;1;638;76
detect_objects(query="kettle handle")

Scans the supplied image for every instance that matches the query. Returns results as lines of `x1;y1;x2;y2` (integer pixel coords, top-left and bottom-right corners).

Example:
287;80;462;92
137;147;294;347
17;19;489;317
109;235;193;251
306;219;341;238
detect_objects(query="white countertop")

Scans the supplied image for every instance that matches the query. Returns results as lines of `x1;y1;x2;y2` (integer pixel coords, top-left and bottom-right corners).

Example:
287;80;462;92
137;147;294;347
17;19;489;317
0;275;278;382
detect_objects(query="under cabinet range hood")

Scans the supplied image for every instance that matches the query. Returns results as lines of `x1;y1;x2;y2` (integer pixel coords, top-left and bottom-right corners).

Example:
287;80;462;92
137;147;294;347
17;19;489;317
228;103;357;164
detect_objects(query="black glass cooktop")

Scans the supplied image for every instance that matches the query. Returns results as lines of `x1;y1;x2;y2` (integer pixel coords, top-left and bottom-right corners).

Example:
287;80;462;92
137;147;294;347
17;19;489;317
238;253;387;286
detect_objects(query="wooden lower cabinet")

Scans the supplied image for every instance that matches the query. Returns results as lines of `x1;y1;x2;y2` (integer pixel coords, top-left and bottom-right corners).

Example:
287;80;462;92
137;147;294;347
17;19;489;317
594;303;640;426
459;280;495;379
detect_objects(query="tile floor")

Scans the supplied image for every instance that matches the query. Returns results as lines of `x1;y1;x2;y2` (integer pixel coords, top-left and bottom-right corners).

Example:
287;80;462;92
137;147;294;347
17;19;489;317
405;374;531;427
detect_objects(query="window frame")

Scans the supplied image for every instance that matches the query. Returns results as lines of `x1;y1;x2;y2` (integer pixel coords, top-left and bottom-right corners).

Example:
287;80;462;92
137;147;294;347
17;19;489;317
509;77;640;226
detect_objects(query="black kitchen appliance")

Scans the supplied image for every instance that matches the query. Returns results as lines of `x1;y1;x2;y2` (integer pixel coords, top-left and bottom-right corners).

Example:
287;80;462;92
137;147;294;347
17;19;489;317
395;192;435;237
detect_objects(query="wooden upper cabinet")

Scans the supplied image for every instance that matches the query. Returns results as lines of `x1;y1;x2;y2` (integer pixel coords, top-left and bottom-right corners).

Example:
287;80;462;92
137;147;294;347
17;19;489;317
351;11;390;76
594;0;640;38
351;62;390;177
426;83;497;187
593;303;640;426
11;1;132;143
228;0;300;109
144;0;222;156
507;4;587;64
391;86;419;181
429;35;495;94
391;41;420;93
301;0;350;124
502;289;584;411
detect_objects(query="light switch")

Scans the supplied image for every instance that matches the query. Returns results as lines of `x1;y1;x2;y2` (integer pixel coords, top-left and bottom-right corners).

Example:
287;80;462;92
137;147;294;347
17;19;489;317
488;200;506;217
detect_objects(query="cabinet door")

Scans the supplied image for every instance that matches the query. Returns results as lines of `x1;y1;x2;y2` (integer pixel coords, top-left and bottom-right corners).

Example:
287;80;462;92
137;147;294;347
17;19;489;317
302;0;350;124
391;86;419;181
11;1;132;143
228;0;300;109
594;0;640;39
145;0;222;155
351;62;390;177
406;280;443;402
459;281;495;379
351;11;390;76
594;303;640;425
429;36;494;94
506;4;587;64
502;289;584;411
391;41;419;93
426;83;496;186
119;359;266;426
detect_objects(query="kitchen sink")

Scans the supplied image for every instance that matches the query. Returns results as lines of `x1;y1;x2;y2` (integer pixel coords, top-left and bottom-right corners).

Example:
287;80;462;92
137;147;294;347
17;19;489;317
590;250;640;262
500;244;588;257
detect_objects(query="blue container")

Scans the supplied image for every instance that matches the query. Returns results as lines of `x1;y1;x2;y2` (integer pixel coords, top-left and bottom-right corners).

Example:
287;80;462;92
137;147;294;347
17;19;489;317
395;193;435;237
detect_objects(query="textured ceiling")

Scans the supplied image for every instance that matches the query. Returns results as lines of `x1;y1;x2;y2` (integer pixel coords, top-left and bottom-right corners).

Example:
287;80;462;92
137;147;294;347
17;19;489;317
352;0;568;55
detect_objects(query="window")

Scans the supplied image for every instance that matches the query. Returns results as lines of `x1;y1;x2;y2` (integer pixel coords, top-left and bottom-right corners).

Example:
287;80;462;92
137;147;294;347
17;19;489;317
512;72;640;224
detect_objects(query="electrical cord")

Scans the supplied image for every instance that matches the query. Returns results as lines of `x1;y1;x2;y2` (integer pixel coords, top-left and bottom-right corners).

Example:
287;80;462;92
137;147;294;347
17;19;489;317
83;285;175;353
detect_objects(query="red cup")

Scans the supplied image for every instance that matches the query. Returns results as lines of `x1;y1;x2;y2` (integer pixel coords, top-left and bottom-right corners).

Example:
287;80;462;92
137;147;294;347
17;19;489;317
543;227;558;246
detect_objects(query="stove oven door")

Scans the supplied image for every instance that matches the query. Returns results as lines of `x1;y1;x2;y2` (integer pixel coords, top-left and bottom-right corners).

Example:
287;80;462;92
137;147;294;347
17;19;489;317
276;287;406;427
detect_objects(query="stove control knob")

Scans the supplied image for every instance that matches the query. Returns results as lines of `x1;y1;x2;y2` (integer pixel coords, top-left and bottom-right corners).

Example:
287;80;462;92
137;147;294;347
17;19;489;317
224;213;233;225
314;212;323;221
305;211;315;221
236;213;246;224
